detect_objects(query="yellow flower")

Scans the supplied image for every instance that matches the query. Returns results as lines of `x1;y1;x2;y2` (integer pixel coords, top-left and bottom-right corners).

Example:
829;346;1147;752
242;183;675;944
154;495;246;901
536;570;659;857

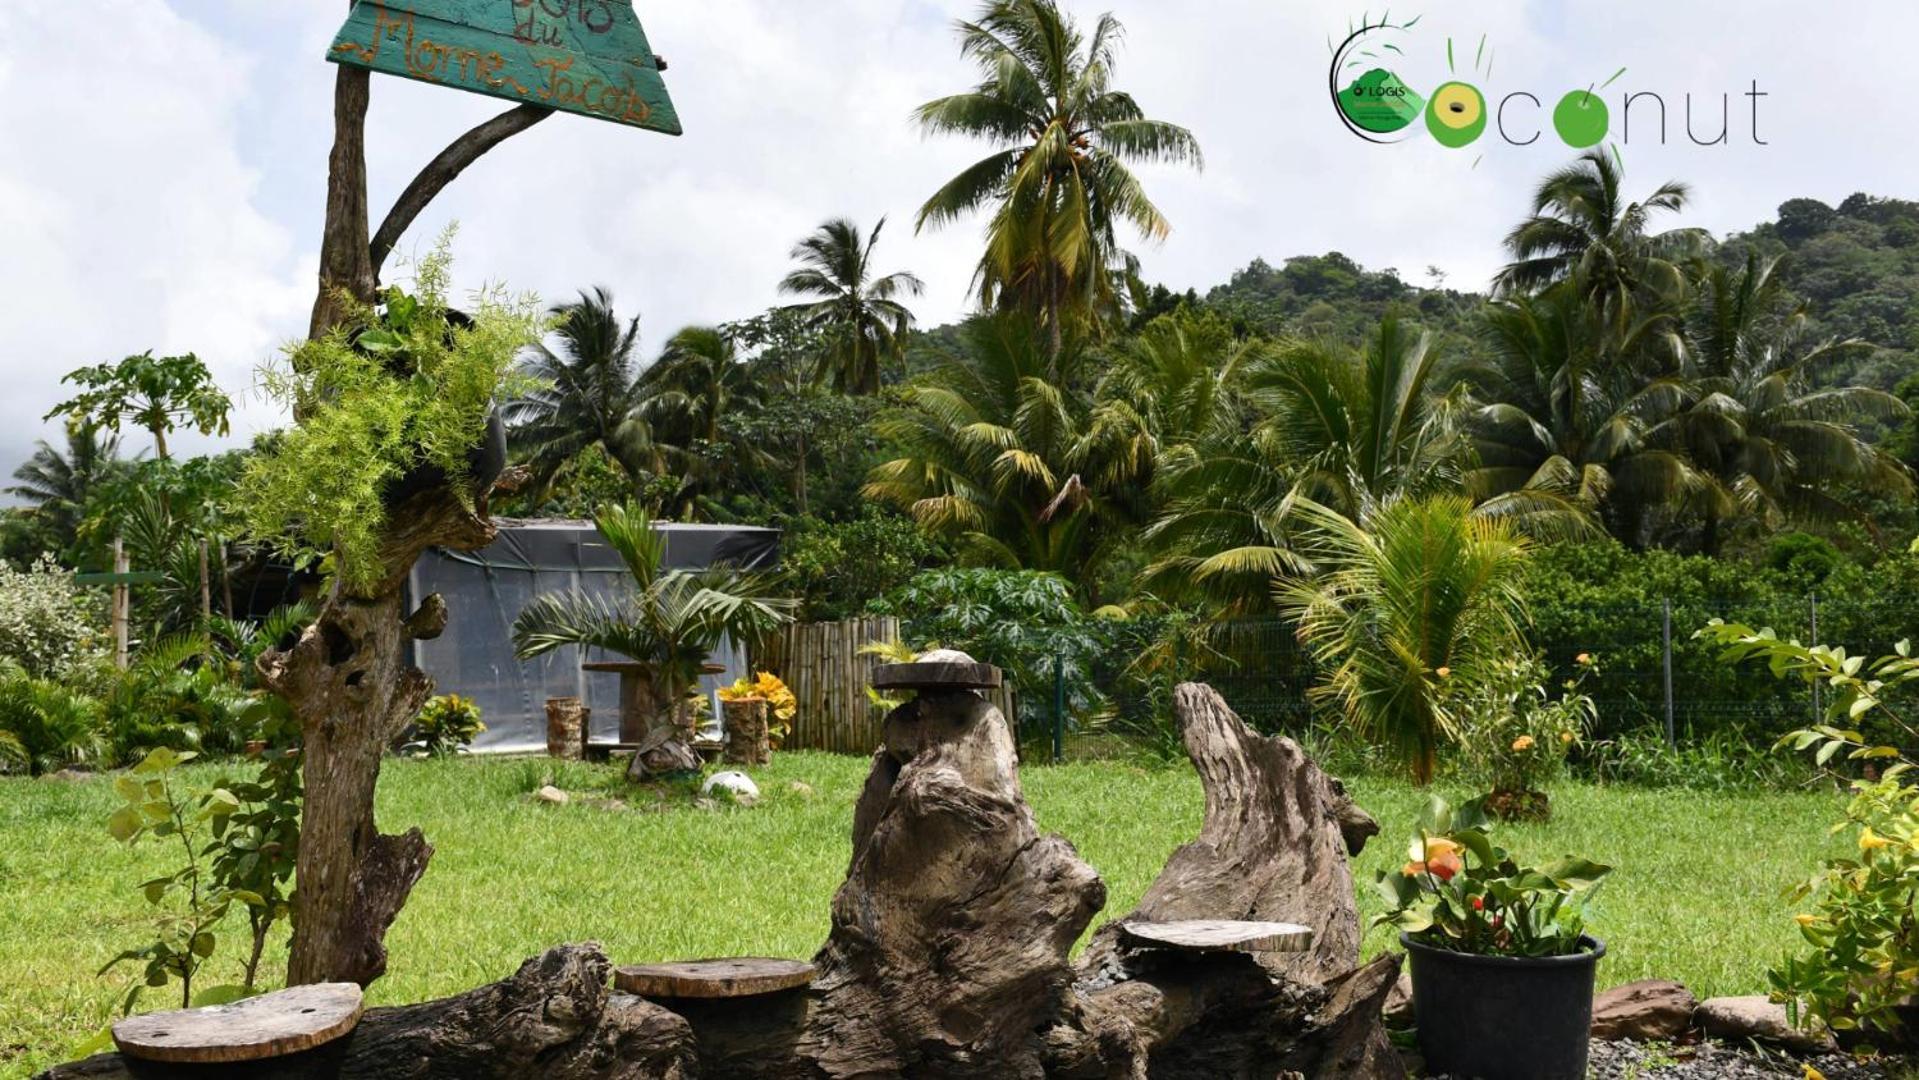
1794;913;1821;928
1405;836;1465;881
1859;827;1895;852
1435;666;1452;679
1559;731;1574;744
1512;735;1536;752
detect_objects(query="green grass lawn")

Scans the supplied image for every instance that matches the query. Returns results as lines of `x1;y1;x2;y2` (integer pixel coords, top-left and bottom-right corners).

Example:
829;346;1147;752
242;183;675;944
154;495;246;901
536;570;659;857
0;752;1847;1078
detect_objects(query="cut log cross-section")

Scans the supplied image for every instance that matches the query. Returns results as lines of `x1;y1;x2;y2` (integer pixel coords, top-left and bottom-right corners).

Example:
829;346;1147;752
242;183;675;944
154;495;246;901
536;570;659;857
110;984;363;1064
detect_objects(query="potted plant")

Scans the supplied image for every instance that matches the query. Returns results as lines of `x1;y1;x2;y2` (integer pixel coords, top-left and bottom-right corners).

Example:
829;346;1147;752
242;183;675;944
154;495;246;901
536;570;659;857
1375;795;1612;1080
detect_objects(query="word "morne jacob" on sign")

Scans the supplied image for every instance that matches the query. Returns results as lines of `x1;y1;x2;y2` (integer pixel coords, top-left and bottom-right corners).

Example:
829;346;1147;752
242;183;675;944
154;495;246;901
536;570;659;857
328;0;682;136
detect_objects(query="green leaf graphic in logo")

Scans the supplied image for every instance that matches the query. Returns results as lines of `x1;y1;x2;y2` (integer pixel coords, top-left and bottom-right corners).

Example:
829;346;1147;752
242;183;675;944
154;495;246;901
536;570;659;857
1426;81;1487;148
1338;68;1425;135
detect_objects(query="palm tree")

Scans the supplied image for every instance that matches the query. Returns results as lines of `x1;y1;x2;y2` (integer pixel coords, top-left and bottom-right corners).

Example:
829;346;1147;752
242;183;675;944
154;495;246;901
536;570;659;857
1468;286;1704;547
1277;495;1532;785
511;503;794;777
502;288;657;500
1667;254;1912;550
1145;316;1588;611
1494;151;1706;336
7;425;123;550
643;326;769;518
864;315;1140;594
778;218;924;395
914;0;1202;352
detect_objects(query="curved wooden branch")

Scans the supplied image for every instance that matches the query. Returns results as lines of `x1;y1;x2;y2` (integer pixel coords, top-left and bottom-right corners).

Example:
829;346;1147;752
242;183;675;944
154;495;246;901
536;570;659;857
370;104;554;280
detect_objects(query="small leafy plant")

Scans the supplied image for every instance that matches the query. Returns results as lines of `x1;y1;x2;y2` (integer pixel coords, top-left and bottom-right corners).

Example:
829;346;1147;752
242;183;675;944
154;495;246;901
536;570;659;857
1374;794;1611;958
102;749;244;1010
1698;620;1919;1047
404;693;485;757
1451;653;1599;819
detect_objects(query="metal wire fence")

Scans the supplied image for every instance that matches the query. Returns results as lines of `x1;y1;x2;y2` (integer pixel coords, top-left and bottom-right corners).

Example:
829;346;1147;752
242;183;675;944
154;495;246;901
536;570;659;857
1016;594;1919;762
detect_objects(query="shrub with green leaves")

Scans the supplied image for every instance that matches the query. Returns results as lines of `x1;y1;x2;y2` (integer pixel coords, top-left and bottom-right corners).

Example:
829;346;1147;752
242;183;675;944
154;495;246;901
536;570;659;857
1699;620;1919;1048
0;662;106;775
869;568;1111;703
1450;653;1597;808
0;555;106;679
239;235;543;595
404;693;486;757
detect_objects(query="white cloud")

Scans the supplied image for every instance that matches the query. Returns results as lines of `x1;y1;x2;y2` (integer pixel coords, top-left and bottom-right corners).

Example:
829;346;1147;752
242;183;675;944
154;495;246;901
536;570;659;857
4;0;1917;493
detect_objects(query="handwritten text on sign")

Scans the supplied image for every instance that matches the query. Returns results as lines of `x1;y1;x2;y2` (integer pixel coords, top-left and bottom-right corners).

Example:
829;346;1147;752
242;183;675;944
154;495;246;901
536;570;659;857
328;0;682;135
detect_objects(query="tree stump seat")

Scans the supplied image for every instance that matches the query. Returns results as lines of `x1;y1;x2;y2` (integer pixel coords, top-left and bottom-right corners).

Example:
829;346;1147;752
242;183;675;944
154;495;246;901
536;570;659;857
613;958;816;1000
870;651;1003;692
1118;918;1315;955
110;983;364;1064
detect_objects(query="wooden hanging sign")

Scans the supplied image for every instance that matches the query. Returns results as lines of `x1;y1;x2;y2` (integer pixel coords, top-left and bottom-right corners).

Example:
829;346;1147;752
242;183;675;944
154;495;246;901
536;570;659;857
327;0;682;135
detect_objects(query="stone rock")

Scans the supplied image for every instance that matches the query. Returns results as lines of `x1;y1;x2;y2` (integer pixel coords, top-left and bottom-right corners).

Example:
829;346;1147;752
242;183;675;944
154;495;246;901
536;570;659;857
1695;995;1836;1053
1383;970;1415;1029
702;771;760;804
1591;979;1696;1041
534;785;569;806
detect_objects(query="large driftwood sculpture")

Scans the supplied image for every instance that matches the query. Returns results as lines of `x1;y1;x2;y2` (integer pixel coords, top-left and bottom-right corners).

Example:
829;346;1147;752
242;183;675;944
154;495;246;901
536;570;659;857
45;678;1394;1079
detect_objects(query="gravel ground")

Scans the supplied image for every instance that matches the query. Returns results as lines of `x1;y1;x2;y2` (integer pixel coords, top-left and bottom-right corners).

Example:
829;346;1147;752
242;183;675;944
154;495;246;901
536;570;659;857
1419;1038;1904;1079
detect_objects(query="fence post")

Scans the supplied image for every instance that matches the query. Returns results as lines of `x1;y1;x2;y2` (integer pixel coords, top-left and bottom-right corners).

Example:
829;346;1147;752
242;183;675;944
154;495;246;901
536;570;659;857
1052;656;1065;765
1810;593;1821;722
1662;598;1675;749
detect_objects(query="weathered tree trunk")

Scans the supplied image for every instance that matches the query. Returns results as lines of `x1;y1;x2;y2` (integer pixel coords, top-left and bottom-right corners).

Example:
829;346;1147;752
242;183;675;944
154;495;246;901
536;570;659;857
276;2;555;987
1052;683;1402;1078
260;478;518;988
36;945;696;1080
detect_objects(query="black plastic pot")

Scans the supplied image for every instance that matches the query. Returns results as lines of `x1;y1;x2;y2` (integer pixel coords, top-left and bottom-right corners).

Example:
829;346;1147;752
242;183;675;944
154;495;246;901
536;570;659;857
382;407;509;508
1403;932;1604;1080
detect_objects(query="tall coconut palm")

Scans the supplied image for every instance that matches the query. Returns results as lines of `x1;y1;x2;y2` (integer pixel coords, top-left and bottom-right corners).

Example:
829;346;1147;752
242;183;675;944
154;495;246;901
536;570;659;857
1469;286;1704;547
864;315;1140;593
7;425;124;553
643;326;769;518
778;218;924;395
1277;494;1532;786
1494;151;1706;337
511;503;794;777
914;0;1202;352
503;288;657;499
1668;254;1911;550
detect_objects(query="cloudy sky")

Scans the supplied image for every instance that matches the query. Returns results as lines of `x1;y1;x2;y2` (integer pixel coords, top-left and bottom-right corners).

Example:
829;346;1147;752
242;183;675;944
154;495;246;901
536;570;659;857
0;0;1905;481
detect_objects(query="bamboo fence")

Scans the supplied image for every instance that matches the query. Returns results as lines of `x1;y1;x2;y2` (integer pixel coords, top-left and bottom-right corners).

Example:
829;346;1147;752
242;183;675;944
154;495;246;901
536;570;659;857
757;617;1018;754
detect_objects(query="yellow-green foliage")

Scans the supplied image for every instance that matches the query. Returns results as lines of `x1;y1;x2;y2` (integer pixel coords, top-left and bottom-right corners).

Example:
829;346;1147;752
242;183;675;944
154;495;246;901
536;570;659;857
238;235;543;594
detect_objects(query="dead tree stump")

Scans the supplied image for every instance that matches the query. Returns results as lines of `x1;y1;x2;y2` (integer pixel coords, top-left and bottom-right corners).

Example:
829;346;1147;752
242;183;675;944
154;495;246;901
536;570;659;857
721;698;770;766
38;945;695;1080
1056;682;1401;1078
545;697;588;760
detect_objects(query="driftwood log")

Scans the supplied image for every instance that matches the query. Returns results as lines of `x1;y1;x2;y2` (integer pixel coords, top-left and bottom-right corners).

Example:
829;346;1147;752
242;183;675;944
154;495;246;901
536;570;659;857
46;681;1394;1078
41;945;694;1080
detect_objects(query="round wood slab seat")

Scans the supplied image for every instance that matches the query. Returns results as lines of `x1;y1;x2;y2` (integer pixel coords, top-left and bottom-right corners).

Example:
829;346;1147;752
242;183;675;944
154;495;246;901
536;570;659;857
1119;919;1314;955
110;983;364;1064
614;958;817;999
871;649;1003;692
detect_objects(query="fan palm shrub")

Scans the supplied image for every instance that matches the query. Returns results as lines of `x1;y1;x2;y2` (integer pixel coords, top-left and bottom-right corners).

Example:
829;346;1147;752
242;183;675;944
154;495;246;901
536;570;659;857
1277;495;1532;785
511;503;795;757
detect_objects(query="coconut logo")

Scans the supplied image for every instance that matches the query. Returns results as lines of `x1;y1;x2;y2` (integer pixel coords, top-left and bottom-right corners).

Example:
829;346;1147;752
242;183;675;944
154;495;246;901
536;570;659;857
1328;13;1761;154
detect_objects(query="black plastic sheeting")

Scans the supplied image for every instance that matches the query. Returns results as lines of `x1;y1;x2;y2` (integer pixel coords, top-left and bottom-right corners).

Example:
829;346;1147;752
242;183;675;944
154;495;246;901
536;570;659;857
408;520;781;752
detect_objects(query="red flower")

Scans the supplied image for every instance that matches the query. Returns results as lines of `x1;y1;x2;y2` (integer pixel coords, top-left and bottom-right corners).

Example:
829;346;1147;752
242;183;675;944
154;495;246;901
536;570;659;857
1471;896;1484;911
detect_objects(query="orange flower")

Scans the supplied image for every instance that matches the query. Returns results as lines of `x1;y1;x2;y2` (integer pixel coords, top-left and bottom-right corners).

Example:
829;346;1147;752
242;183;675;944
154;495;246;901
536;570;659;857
1435;666;1452;679
1576;653;1593;666
1511;735;1536;752
1405;836;1465;881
